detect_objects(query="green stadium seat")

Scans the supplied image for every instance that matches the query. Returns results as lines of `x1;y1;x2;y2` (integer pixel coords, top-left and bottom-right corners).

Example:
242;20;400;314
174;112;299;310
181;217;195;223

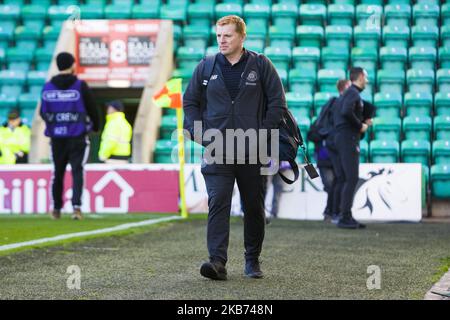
299;4;327;26
0;93;17;119
437;69;450;93
18;92;39;111
244;4;270;30
356;4;382;27
353;25;380;50
314;92;334;116
188;3;214;27
221;0;244;4
405;91;433;116
318;69;346;94
14;26;41;51
104;4;132;19
434;116;450;141
360;140;369;163
431;164;450;198
286;92;313;118
215;3;242;20
435;92;450;116
269;26;295;50
131;4;158;19
377;69;405;95
276;68;288;88
205;46;218;56
359;0;382;3
407;69;435;94
328;4;354;26
85;0;107;5
154;139;177;164
48;6;77;28
172;68;193;91
296;26;323;48
380;47;407;71
374;92;402;118
292;47;320;71
271;3;297;30
413;4;440;27
177;47;205;70
443;4;450;29
244;31;266;53
35;48;53;71
325;25;352;50
322;47;349;71
401;140;430;166
383;25;410;49
295;117;311;141
160;115;177;140
351;47;377;74
409;47;437;71
264;46;291;73
403;116;432;141
27;70;47;94
160;4;187;23
0;69;26;96
6;47;34;72
183;25;209;51
42;25;60;46
21;5;47;30
288;69;316;95
173;24;182;52
432;140;450;165
411;25;439;48
0;21;14;50
372;117;401;141
0;5;20;22
370;140;400;163
441;26;450;49
384;4;411;27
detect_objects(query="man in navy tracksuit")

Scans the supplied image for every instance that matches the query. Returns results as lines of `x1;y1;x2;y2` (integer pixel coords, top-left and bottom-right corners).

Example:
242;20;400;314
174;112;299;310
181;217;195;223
183;16;286;280
331;67;373;229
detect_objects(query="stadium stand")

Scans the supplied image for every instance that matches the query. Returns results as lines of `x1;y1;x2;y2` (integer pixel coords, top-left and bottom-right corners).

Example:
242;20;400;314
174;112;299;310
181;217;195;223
0;0;447;200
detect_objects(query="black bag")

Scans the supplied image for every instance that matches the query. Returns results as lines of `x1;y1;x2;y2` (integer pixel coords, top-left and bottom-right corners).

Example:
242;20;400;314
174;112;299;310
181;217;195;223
278;109;319;184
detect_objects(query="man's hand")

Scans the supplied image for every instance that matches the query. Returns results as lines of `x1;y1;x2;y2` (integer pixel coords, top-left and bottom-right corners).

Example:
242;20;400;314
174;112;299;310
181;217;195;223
360;123;369;133
365;118;373;126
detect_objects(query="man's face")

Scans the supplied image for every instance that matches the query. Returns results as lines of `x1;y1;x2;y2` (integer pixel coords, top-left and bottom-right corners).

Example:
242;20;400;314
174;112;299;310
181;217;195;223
358;70;369;90
216;23;245;57
8;118;20;128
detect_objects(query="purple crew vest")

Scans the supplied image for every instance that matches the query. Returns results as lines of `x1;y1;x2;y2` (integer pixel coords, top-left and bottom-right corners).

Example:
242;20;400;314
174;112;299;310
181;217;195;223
40;79;92;138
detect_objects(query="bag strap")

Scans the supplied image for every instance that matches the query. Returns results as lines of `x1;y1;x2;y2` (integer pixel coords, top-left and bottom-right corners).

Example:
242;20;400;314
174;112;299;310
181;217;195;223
278;160;299;184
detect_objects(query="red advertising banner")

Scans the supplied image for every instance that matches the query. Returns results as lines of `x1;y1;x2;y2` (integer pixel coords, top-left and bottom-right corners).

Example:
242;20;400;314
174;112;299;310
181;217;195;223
0;164;179;214
74;20;160;87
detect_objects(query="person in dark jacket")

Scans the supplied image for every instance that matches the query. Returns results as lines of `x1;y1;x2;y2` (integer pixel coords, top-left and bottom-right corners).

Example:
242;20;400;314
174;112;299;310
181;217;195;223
330;67;373;229
183;15;286;280
40;52;100;220
308;79;351;221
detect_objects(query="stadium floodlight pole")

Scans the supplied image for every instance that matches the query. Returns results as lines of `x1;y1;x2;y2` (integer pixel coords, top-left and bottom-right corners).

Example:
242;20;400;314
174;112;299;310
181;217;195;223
153;78;188;219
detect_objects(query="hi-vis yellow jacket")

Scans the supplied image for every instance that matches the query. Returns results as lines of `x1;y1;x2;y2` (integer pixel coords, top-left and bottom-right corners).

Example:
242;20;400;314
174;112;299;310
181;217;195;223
0;124;31;164
98;112;132;161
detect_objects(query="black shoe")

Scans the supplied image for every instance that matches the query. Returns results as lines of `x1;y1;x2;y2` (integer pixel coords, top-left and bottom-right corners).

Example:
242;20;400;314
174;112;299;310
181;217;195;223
350;216;366;229
244;259;264;279
200;260;227;281
337;216;365;229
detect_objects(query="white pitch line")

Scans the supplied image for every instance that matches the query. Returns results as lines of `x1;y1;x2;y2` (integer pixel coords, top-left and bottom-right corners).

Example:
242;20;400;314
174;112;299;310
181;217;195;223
0;215;183;252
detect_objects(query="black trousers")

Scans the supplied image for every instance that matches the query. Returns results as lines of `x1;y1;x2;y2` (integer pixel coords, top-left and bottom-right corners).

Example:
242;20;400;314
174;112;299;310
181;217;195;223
50;136;90;211
330;131;360;216
201;163;266;265
318;166;335;214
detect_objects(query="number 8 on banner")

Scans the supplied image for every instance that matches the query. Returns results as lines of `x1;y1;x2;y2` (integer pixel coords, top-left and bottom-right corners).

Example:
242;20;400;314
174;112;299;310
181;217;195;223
110;39;127;64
